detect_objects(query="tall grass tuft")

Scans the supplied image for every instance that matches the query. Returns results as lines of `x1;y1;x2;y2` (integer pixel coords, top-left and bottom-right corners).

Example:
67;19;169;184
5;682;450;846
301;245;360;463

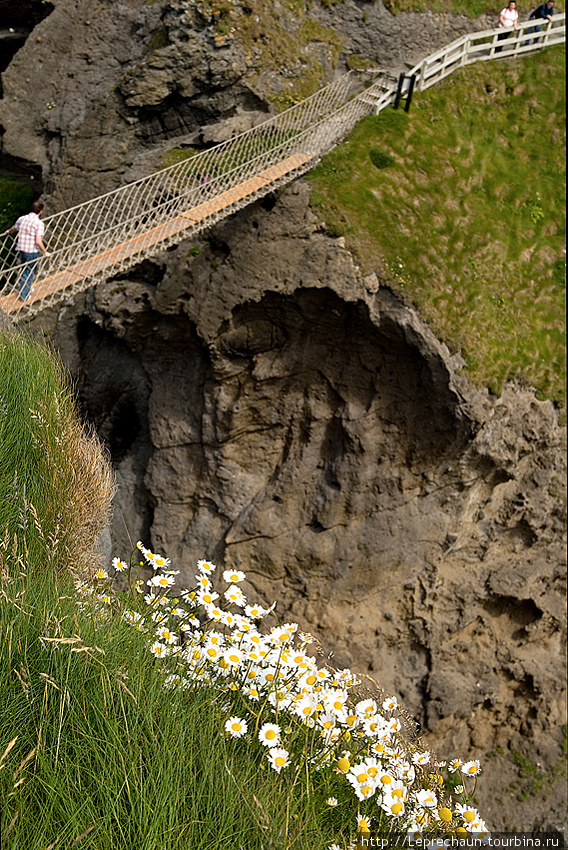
0;562;335;849
0;329;113;576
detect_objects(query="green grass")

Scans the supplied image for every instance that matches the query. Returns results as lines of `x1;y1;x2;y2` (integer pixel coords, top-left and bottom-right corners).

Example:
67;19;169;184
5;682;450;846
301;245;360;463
307;47;566;408
0;567;338;850
0;330;112;574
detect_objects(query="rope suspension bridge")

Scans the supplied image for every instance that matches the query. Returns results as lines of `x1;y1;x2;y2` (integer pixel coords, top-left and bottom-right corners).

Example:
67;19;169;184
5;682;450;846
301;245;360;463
0;15;564;323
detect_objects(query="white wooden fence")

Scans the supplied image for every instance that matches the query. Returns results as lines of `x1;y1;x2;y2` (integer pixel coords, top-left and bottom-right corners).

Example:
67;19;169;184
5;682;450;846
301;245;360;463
0;14;564;322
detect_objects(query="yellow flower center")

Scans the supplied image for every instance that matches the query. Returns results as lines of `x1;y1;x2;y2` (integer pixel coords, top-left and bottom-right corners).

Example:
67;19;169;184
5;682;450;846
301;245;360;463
439;808;453;823
337;758;350;773
464;811;475;823
380;775;392;784
391;802;403;815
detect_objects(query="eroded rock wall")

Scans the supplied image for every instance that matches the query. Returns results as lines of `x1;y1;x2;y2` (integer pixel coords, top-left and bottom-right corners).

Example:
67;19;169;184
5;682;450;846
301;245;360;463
33;182;567;829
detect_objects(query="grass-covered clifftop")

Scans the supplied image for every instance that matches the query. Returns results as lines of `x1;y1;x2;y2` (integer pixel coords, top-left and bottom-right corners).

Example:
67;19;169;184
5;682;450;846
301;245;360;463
307;46;566;409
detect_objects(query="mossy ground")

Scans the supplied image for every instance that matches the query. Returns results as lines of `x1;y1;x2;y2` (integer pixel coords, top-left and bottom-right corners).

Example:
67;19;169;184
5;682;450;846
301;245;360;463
307;46;566;408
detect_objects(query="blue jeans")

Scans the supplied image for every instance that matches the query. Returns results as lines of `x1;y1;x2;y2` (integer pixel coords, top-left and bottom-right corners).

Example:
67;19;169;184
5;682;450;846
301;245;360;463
19;251;40;300
525;23;542;43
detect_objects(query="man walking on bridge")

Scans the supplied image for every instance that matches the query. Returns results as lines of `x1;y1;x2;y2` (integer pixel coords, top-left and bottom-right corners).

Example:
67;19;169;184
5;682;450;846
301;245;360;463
3;200;52;301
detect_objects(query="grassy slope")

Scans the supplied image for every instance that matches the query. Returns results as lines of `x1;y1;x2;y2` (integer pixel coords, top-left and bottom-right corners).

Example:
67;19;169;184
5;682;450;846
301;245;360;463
0;570;335;850
307;46;566;407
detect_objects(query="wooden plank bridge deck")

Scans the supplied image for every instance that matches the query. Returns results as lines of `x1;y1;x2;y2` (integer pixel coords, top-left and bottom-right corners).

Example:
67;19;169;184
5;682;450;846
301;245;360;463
0;153;312;317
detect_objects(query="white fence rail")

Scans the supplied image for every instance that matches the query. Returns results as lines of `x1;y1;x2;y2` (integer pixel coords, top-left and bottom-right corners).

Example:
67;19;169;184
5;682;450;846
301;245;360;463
409;13;565;93
0;14;564;322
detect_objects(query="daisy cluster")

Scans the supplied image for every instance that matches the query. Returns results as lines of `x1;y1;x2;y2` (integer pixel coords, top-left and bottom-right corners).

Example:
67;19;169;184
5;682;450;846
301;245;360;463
81;544;489;843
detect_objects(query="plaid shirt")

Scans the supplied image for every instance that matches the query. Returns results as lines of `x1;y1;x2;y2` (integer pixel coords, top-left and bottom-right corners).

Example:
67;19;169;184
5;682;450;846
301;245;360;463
15;212;44;253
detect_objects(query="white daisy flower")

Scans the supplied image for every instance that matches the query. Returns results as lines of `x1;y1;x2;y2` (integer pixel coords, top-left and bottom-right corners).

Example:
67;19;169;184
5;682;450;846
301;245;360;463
267;747;290;773
195;574;212;589
455;802;480;824
294;696;318;719
112;557;128;572
94;569;109;580
204;645;222;661
148;573;175;589
150;554;171;570
222;568;246;583
448;758;462;773
244;603;271;619
156;627;178;645
224;585;247;607
224;716;248;738
414;788;438;808
223;648;243;667
258;723;281;748
326;797;338;807
149;641;168;658
461;759;481;777
387;717;401;733
196;588;219;606
355;698;377;718
382;695;398;711
197;559;216;574
123;609;142;624
380;794;406;817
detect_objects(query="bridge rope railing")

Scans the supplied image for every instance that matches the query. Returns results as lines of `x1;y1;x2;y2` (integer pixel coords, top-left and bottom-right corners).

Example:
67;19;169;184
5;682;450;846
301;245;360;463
0;14;564;322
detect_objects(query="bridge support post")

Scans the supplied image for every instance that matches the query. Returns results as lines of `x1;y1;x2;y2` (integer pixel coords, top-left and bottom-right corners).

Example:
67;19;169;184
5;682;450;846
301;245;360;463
394;73;405;109
404;75;416;112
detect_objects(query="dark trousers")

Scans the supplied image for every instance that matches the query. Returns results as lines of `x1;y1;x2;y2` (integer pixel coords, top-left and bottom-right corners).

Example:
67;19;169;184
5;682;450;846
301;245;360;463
19;251;40;300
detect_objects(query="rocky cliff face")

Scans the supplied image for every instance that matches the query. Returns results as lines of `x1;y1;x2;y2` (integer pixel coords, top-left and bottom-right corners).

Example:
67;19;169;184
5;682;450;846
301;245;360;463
33;182;567;831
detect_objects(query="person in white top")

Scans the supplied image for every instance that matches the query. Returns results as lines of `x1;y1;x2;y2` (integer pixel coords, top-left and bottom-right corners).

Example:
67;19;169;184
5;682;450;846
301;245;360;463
497;0;519;50
3;200;52;301
500;0;519;26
